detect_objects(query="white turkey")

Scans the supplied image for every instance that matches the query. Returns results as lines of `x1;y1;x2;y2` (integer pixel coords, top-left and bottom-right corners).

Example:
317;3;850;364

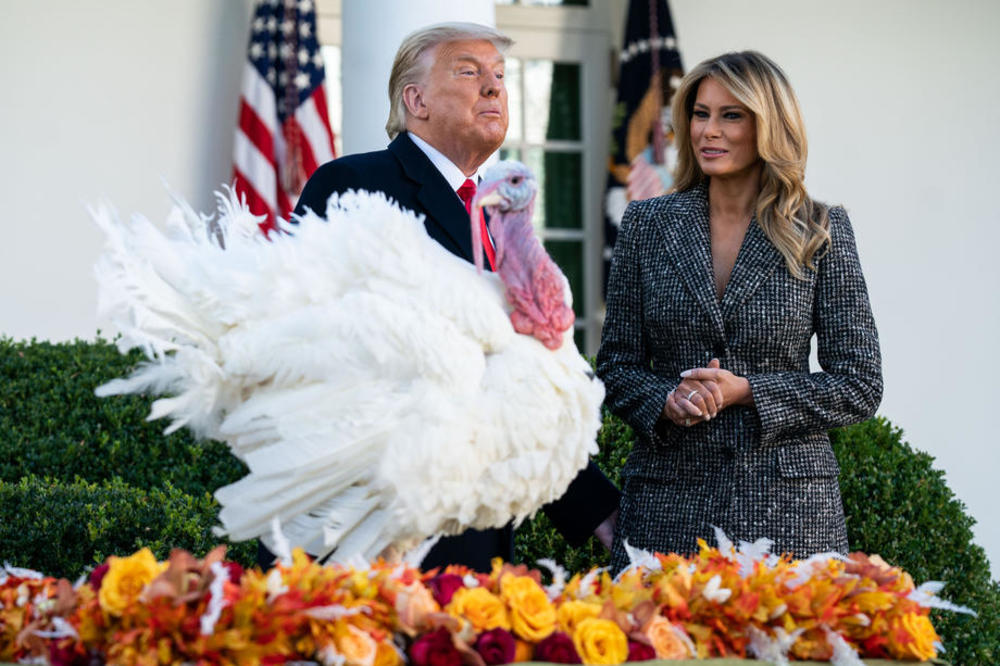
93;160;605;564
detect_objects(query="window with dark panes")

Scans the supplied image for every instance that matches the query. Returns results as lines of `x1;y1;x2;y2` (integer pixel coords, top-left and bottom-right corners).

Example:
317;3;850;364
501;60;587;351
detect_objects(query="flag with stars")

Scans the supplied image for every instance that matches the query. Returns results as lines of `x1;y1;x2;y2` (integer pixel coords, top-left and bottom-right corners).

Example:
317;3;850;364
602;0;683;290
233;0;336;232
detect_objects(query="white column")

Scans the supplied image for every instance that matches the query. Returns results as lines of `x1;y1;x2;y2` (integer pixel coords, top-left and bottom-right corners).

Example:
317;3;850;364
341;0;495;155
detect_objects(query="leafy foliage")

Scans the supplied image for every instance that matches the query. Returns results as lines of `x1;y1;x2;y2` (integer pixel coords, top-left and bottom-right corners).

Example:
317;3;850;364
0;475;255;578
0;337;246;495
831;418;999;666
0;337;253;576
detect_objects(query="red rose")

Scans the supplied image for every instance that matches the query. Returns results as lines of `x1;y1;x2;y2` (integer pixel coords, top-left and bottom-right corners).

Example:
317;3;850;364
88;562;110;590
535;631;581;664
48;641;96;666
221;560;244;583
428;573;465;606
475;628;516;665
410;627;462;666
627;640;656;661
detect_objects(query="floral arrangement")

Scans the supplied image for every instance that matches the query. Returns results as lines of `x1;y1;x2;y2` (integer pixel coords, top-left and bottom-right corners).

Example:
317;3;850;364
0;535;969;665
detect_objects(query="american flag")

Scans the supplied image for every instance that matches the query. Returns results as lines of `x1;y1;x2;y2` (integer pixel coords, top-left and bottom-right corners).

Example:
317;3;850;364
233;0;336;233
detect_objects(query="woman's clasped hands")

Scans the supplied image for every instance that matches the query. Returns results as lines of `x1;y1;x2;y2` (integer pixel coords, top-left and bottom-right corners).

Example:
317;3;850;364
662;358;754;427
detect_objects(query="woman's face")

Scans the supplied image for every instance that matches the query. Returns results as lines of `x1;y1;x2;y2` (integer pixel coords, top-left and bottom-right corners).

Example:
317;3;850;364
689;77;759;180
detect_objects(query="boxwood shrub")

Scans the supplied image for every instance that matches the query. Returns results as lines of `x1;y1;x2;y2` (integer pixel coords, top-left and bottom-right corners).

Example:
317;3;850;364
0;475;255;577
0;337;246;495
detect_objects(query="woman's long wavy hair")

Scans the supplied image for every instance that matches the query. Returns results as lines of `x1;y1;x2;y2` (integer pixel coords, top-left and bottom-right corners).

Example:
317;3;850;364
671;51;830;278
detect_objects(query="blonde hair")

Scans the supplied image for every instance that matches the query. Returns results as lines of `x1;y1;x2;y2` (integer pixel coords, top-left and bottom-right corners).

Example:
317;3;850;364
671;51;830;278
385;22;513;139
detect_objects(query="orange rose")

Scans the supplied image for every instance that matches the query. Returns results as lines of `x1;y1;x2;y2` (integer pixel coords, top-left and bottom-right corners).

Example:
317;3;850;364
374;640;403;666
446;586;510;631
572;618;628;665
514;638;535;662
500;575;557;642
333;623;378;666
889;613;938;661
643;615;691;659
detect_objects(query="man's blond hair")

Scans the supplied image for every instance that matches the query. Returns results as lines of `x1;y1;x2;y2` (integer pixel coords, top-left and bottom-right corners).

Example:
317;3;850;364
385;22;512;139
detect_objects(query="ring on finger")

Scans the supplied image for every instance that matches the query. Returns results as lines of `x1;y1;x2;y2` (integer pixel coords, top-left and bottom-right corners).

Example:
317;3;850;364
684;418;691;426
686;389;698;401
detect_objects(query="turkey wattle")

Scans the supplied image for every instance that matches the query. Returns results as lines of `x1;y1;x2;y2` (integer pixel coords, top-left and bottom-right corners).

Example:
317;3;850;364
93;160;604;564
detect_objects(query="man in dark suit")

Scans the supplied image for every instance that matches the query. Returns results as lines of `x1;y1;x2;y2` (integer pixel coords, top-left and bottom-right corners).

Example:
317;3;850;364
291;22;619;572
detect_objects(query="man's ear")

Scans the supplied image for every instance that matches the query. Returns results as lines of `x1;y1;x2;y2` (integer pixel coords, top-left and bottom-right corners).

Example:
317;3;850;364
402;84;429;120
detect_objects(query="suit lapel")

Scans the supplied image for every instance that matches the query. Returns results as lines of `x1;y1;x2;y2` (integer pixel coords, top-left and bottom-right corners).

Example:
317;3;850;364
719;217;783;323
652;184;727;344
389;133;475;263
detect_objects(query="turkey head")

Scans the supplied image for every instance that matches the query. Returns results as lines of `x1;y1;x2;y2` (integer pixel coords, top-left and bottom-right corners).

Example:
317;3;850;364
472;161;575;350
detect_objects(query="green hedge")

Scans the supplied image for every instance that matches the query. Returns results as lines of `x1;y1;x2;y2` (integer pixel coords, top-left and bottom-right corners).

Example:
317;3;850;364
831;420;999;665
0;337;254;574
2;338;998;664
0;338;246;495
0;475;255;575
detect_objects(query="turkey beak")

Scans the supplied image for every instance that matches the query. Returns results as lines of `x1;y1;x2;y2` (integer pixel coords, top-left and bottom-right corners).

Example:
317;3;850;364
475;191;503;208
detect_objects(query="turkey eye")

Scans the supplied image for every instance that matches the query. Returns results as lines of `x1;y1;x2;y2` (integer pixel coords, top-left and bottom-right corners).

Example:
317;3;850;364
510;176;522;185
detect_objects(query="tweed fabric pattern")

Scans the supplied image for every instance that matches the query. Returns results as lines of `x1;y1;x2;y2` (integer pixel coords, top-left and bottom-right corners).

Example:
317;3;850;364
596;183;882;571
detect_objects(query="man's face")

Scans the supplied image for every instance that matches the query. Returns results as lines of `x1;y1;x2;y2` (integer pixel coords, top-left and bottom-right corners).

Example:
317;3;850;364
412;39;509;166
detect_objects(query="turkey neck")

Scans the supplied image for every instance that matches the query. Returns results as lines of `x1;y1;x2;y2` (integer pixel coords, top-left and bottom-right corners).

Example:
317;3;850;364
493;204;575;350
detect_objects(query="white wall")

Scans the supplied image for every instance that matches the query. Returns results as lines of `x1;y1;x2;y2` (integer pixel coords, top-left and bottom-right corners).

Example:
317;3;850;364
669;0;1000;578
0;0;252;341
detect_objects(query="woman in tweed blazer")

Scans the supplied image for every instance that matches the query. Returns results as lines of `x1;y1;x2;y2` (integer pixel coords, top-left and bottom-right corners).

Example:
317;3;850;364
596;51;882;572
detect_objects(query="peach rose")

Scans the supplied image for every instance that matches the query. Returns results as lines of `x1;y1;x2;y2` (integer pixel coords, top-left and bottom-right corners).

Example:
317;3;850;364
396;581;440;634
571;618;628;665
643;616;691;659
446;587;510;632
500;575;557;642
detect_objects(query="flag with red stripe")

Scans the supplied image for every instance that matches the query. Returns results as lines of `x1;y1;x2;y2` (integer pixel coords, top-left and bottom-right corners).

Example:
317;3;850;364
233;0;336;234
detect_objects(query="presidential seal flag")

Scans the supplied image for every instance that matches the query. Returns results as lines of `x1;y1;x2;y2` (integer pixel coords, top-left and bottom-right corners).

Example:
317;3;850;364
232;0;336;233
603;0;683;289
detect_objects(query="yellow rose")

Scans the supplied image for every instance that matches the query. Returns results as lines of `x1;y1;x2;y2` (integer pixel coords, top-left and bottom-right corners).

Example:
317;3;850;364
333;622;378;666
98;548;165;616
500;575;557;642
446;586;510;631
643;616;691;659
556;600;602;636
889;613;939;661
572;618;628;665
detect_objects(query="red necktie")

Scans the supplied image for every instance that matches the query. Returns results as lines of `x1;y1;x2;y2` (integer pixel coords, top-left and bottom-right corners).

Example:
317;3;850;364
458;178;496;270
